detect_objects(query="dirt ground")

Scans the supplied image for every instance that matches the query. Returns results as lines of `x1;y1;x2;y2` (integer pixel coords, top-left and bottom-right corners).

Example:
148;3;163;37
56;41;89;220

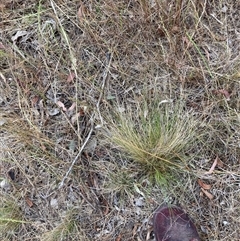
0;0;240;240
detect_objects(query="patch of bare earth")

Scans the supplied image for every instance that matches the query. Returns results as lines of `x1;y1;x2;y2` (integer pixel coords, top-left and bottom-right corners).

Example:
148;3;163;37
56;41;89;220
0;0;240;240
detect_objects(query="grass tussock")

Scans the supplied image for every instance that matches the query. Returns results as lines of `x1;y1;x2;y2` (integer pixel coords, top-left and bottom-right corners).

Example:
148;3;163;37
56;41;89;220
109;100;199;177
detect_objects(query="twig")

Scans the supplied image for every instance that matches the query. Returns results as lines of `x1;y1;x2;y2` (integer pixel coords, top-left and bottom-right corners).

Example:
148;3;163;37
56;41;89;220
58;115;94;189
96;52;112;126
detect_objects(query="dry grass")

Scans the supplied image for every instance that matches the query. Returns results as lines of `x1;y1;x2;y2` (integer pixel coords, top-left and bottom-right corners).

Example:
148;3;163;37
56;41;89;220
0;0;240;240
41;208;89;241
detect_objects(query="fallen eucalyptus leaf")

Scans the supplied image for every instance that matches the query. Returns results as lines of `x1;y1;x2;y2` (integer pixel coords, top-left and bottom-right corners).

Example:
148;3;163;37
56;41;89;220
198;179;211;190
201;188;214;200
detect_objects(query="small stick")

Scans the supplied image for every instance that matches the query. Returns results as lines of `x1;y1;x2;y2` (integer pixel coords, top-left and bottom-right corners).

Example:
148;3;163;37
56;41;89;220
96;52;112;126
58;116;94;189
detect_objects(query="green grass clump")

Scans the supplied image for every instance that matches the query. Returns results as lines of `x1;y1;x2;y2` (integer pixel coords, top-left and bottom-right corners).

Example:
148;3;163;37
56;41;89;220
109;100;199;180
0;196;25;238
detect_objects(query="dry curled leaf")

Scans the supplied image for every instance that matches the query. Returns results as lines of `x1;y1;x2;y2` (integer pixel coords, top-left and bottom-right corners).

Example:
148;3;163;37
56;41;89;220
0;42;6;49
213;89;231;100
31;96;39;107
67;72;75;83
205;156;218;175
198;179;211;190
25;197;33;207
78;4;86;22
56;101;67;111
68;102;76;111
102;198;109;216
218;89;231;100
201;188;214;200
217;157;224;168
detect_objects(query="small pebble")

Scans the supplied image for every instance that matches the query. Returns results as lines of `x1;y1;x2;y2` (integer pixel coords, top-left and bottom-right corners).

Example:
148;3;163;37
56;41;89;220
0;179;11;190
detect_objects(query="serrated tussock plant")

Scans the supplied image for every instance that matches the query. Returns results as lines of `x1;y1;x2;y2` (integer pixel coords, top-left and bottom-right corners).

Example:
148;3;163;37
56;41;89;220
109;100;199;178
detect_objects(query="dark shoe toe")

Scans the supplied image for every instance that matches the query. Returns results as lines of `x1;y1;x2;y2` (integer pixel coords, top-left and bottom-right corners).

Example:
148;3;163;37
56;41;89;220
153;205;200;241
